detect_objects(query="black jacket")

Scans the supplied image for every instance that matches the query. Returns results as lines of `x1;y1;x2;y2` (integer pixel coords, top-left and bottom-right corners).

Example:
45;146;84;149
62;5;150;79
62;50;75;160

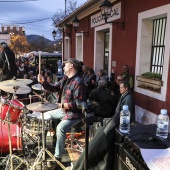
115;91;135;122
73;117;118;170
1;47;17;80
89;88;117;118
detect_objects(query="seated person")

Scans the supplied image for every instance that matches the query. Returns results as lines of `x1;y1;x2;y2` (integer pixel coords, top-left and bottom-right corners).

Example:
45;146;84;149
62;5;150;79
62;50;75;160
110;74;123;103
38;58;86;161
121;65;134;91
89;78;117;118
85;68;96;99
73;81;135;170
95;69;108;88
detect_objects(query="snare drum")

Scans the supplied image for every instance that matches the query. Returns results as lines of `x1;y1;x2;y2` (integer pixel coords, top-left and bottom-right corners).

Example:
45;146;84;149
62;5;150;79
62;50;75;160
0;97;24;123
24;111;52;135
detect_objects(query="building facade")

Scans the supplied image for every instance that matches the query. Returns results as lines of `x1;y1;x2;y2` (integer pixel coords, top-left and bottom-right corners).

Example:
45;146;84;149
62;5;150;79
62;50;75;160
57;0;170;126
0;25;25;44
0;25;25;35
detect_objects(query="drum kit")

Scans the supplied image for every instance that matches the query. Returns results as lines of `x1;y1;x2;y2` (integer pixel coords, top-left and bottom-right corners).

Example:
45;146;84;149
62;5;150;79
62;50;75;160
0;79;64;170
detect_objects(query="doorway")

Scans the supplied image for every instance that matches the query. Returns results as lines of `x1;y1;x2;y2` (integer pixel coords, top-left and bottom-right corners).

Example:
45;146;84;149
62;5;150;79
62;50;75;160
94;24;112;77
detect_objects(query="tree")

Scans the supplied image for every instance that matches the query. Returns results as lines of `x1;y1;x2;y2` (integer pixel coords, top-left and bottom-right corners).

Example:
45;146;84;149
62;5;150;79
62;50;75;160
52;0;85;39
9;34;30;57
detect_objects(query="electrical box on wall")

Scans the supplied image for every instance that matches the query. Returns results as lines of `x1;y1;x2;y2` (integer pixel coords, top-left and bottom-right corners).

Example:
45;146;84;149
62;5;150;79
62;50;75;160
112;61;116;67
112;61;116;73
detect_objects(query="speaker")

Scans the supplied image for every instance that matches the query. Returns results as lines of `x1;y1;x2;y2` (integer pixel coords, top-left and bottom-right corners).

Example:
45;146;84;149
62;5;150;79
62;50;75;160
118;147;149;170
114;124;170;170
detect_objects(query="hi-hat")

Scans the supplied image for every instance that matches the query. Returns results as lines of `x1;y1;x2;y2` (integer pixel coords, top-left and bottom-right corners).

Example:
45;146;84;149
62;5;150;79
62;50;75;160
26;102;58;112
0;79;33;86
0;85;31;94
32;84;44;91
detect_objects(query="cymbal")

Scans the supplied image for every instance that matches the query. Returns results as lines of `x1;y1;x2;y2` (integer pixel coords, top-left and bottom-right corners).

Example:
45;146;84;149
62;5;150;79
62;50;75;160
0;85;31;94
26;102;58;112
0;79;33;86
32;84;44;91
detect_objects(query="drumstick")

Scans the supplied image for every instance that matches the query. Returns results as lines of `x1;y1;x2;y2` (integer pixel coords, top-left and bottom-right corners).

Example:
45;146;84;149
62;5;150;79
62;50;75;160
33;91;48;102
18;96;39;101
39;51;41;74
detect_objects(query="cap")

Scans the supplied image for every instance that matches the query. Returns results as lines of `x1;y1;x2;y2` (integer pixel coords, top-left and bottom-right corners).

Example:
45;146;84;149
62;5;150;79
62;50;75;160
0;42;8;48
63;58;81;70
123;105;129;110
160;109;167;115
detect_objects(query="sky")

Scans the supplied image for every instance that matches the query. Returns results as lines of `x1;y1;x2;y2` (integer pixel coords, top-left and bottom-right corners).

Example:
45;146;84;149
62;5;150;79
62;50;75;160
0;0;87;40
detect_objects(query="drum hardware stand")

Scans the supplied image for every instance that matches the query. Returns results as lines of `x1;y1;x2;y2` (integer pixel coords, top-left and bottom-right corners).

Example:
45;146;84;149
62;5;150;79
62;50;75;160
4;86;29;170
29;93;48;104
18;112;42;164
30;108;66;170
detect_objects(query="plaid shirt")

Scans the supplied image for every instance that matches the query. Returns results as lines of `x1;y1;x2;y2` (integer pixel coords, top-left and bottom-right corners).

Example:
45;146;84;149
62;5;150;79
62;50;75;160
42;74;87;120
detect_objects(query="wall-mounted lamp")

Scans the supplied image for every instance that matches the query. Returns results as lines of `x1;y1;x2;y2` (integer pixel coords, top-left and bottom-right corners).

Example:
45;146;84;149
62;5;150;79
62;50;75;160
72;16;89;36
99;0;125;30
72;16;80;32
52;30;57;40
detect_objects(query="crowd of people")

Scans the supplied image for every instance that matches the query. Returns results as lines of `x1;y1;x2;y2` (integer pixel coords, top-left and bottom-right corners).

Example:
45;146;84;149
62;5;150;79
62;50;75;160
0;42;135;169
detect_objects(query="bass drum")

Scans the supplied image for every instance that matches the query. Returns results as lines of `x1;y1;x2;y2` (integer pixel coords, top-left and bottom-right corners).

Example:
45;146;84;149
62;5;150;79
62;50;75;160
0;120;22;153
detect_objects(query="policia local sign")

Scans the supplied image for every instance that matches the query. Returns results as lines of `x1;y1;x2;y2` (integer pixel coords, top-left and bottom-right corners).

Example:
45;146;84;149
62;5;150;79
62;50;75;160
91;2;121;28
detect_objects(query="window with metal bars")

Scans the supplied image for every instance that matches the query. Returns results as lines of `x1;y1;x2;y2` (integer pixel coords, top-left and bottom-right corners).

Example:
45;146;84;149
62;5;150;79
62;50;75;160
150;17;167;75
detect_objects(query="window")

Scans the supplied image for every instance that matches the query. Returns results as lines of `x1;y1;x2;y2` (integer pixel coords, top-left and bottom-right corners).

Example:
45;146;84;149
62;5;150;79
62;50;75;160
135;4;170;101
150;18;167;74
76;33;83;62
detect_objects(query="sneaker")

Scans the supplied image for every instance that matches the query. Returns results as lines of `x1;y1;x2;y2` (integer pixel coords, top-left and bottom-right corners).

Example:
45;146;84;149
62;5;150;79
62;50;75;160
48;157;61;165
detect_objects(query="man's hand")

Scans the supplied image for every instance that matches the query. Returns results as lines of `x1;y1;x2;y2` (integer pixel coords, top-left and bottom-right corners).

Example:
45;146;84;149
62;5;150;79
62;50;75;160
38;74;45;84
58;103;62;108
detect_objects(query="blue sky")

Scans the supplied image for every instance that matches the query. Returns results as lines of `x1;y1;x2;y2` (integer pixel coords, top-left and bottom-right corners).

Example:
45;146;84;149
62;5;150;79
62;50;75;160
0;0;87;40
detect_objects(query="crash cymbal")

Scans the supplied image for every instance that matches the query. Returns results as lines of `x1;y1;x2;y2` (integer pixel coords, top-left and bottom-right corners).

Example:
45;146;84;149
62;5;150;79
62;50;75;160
26;102;58;112
32;84;44;91
0;85;31;94
0;79;33;86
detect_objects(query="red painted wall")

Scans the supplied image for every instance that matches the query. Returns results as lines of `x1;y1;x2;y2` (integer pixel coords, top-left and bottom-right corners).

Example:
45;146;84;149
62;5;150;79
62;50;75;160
68;0;170;116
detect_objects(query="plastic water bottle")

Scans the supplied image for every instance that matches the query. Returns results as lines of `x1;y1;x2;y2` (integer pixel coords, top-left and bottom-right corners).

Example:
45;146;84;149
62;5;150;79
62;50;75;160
119;105;131;133
156;109;169;139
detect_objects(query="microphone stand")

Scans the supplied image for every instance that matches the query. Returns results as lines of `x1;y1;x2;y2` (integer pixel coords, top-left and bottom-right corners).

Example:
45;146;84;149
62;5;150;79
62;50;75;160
83;110;89;170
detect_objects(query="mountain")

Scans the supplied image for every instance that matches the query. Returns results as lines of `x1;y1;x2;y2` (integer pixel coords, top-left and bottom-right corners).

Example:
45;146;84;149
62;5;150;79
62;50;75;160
26;35;54;45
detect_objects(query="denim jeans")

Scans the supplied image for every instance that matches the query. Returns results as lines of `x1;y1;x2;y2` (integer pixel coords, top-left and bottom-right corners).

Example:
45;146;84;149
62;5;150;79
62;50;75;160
45;108;81;158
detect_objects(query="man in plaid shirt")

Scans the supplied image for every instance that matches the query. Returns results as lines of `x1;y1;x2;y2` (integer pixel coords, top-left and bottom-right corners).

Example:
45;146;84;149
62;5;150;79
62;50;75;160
38;58;86;160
